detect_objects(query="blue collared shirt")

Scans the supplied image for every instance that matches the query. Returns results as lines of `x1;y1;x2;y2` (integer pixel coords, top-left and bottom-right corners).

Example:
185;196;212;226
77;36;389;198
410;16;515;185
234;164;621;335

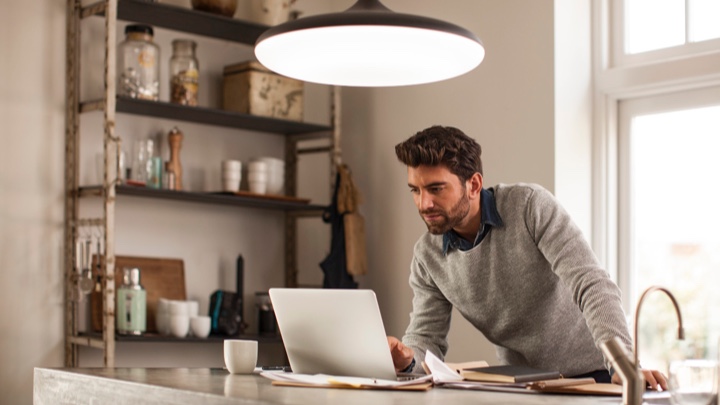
442;188;504;255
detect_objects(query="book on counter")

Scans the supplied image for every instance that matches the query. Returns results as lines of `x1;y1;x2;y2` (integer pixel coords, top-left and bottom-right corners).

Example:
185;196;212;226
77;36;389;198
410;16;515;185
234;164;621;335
460;364;562;383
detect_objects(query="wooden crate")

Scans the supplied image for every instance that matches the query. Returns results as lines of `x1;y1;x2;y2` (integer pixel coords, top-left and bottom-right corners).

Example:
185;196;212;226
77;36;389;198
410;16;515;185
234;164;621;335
222;61;303;121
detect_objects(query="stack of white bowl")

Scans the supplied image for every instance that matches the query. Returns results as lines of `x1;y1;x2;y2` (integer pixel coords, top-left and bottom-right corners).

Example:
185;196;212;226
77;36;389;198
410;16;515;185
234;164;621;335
248;160;269;194
260;157;285;195
221;160;242;192
156;298;211;338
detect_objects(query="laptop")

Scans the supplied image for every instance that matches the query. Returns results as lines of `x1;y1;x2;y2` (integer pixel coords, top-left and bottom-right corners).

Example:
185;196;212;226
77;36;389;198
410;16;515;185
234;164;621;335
269;288;400;380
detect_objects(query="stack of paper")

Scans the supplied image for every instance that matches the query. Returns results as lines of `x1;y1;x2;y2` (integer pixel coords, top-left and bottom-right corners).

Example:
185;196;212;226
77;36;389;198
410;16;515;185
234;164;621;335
260;371;434;391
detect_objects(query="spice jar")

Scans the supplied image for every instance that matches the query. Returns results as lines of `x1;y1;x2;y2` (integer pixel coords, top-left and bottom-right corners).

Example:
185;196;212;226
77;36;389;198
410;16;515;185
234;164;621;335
170;39;199;106
117;25;160;101
116;267;147;335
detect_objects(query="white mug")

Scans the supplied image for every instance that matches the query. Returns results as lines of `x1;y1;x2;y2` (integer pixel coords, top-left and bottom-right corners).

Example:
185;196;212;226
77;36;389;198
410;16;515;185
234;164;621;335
224;339;258;374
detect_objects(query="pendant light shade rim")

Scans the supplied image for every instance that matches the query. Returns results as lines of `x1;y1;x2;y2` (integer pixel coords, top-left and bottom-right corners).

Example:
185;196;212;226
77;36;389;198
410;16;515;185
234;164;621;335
256;10;483;51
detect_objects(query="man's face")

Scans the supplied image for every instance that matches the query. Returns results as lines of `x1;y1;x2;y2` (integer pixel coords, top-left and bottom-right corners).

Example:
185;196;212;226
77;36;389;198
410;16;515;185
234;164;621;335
407;165;471;235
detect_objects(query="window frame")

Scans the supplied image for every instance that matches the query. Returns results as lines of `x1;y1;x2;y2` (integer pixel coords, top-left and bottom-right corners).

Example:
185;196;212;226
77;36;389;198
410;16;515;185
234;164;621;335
609;0;720;68
592;0;720;313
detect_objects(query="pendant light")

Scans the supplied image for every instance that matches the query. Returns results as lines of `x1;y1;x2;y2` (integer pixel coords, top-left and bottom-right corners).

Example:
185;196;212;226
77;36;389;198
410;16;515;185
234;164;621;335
254;0;485;87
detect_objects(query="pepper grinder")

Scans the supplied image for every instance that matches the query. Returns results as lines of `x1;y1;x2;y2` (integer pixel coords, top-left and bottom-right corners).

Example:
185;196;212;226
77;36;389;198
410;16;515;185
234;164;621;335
167;127;183;190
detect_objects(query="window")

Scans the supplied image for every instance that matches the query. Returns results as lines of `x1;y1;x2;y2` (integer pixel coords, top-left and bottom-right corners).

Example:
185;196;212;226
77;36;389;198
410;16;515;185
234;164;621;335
595;0;720;372
613;0;720;65
618;87;720;371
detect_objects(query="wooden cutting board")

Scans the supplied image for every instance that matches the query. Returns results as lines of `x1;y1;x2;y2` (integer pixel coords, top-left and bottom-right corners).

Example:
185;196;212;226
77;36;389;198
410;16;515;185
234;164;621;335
91;255;186;333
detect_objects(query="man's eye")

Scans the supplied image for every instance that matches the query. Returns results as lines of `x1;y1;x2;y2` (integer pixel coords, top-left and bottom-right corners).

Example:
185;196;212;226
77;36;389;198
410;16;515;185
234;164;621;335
429;187;442;194
409;188;419;194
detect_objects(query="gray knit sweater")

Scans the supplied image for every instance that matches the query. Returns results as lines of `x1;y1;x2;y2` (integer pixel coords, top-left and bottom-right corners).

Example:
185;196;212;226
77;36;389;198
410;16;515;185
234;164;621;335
402;183;632;376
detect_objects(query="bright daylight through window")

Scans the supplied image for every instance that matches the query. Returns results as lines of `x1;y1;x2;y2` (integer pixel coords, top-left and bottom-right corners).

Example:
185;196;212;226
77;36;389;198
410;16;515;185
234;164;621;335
624;0;720;54
623;103;720;371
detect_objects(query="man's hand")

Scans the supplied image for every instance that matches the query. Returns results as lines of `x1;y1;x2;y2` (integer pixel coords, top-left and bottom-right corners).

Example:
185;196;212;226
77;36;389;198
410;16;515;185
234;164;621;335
611;368;668;391
387;336;415;372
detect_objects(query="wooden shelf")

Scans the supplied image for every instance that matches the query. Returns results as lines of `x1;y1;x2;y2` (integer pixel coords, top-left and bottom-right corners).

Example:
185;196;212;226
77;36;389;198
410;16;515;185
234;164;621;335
79;185;328;212
84;0;269;45
80;97;332;137
79;331;282;344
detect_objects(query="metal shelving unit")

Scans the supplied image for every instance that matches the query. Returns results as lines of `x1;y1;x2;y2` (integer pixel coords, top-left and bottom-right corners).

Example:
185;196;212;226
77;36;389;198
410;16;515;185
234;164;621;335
64;0;340;367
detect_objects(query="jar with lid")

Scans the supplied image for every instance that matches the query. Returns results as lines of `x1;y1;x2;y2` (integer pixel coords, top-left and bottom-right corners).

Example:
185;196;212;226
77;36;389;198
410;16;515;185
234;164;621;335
117;25;160;101
170;39;199;106
116;267;147;335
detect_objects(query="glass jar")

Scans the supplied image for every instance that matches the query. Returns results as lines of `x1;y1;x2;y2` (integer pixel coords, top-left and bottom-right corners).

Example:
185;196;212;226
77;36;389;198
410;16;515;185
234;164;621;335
170;39;199;106
117;25;160;101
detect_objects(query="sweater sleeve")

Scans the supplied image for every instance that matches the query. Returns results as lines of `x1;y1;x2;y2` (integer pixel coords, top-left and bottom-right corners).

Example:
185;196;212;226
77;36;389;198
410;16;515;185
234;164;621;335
524;186;633;370
402;255;453;373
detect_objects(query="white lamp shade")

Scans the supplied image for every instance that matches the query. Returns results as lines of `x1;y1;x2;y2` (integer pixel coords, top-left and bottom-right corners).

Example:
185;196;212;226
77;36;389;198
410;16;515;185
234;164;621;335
254;1;485;87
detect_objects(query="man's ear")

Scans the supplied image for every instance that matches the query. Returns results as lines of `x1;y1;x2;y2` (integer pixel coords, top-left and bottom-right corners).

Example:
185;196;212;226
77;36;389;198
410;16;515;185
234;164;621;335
467;173;483;198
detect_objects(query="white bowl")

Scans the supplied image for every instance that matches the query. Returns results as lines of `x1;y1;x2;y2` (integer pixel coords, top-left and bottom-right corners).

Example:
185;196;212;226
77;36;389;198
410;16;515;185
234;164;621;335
169;300;189;316
248;160;268;173
221;160;242;171
248;172;268;182
190;316;211;338
222;169;241;177
222;178;240;192
249;180;267;194
169;314;189;338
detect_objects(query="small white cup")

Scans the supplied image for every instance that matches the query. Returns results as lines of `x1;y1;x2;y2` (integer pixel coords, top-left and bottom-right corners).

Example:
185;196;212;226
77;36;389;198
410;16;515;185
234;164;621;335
248;171;268;182
169;314;190;338
190;316;211;338
222;160;242;172
224;339;258;374
222;178;240;192
249;180;267;195
248;160;269;173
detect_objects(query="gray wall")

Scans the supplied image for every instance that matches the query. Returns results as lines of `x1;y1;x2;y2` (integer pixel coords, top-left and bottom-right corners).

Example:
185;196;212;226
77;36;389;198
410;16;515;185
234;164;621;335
0;0;591;403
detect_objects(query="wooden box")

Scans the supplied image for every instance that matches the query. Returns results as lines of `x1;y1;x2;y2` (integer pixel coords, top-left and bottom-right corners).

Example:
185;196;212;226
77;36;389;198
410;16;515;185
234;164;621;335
222;61;304;121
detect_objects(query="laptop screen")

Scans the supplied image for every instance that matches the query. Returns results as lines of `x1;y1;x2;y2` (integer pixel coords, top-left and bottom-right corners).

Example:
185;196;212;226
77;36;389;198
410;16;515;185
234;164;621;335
269;288;398;380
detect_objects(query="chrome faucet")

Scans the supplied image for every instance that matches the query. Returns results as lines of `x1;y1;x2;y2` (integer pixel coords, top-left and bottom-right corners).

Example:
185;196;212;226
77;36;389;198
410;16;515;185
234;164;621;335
601;286;684;405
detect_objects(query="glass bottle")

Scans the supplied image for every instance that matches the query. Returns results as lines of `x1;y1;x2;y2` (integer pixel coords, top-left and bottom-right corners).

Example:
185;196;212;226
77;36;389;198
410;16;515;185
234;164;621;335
170;39;199;106
117;25;160;101
116;267;147;335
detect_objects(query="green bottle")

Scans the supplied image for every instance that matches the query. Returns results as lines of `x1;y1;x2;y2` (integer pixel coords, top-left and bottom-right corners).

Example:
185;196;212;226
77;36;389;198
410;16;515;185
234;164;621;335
117;267;146;335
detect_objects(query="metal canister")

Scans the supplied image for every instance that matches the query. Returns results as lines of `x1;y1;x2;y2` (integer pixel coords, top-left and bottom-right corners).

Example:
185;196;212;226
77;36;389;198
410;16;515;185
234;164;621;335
116;267;147;335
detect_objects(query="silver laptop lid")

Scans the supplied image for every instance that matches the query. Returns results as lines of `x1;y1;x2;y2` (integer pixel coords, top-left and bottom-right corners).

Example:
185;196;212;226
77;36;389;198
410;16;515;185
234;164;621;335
269;288;397;380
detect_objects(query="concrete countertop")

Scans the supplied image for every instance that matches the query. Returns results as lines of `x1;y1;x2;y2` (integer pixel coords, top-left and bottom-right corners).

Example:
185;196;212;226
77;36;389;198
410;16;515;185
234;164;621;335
33;367;671;405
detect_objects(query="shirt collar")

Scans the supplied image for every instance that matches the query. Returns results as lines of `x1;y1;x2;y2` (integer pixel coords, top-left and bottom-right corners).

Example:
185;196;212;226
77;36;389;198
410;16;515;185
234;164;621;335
442;187;504;255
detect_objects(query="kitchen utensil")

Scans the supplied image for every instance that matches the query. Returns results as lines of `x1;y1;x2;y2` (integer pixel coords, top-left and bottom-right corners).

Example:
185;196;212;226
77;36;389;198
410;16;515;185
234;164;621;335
94;238;103;293
79;239;94;295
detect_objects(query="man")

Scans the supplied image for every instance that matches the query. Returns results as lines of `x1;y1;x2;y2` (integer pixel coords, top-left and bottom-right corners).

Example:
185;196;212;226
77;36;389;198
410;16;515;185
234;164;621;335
387;125;666;389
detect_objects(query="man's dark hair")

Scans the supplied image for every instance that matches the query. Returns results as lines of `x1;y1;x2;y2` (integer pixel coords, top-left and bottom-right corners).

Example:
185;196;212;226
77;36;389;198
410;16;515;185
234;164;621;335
394;125;483;182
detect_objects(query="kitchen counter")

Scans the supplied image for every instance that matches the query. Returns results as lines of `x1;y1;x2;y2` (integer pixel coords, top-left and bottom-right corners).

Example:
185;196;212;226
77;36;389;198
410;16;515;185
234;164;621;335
33;367;671;405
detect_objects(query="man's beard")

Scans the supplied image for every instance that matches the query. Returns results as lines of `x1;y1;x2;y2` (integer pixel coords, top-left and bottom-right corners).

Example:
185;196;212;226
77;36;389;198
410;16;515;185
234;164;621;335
419;190;471;235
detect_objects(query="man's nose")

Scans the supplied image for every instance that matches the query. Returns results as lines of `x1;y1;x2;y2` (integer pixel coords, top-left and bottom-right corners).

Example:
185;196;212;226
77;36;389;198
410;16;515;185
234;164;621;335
416;191;434;210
